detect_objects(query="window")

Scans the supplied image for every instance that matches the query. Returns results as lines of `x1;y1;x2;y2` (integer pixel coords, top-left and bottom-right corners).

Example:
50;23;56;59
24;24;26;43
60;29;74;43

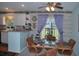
40;15;60;40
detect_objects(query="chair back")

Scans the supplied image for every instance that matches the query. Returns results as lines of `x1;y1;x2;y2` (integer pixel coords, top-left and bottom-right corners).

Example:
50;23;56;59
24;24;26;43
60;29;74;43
27;37;35;47
26;37;38;53
68;39;76;49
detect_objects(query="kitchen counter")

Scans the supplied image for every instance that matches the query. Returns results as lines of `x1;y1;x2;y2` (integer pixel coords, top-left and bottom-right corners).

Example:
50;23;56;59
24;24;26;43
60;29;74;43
0;29;32;32
0;25;32;32
0;28;32;53
8;31;31;53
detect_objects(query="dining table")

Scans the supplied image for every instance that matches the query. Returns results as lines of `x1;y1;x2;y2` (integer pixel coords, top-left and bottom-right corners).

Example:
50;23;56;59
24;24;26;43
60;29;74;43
33;44;56;49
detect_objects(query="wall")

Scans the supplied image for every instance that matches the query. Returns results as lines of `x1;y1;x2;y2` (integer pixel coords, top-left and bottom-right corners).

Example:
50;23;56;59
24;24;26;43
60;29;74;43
62;12;79;55
63;13;73;42
71;6;79;55
13;14;26;26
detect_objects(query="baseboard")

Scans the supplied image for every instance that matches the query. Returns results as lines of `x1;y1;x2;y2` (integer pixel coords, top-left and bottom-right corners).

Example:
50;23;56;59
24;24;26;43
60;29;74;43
74;52;78;56
20;47;27;53
8;49;20;53
8;47;27;53
73;50;77;56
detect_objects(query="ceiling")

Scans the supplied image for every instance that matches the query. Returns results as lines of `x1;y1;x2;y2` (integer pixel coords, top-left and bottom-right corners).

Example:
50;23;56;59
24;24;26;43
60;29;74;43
0;2;79;12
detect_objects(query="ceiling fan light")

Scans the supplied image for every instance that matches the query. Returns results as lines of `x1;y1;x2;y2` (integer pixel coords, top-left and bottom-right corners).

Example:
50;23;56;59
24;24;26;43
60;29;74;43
51;7;55;11
46;7;50;11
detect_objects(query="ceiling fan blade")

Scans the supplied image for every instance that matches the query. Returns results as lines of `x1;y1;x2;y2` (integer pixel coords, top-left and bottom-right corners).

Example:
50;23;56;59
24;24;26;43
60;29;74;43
38;6;47;9
56;2;62;5
55;5;63;9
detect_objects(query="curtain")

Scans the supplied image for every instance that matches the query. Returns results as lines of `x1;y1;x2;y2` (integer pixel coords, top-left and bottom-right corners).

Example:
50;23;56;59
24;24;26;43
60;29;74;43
36;14;48;34
54;14;63;41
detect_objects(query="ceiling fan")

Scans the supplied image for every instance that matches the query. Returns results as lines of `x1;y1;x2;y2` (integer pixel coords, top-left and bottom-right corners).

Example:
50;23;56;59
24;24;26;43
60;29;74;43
38;2;63;11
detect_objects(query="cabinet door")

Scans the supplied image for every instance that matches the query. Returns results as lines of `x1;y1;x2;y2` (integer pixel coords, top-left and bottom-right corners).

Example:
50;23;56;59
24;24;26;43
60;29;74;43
8;32;20;53
1;32;8;43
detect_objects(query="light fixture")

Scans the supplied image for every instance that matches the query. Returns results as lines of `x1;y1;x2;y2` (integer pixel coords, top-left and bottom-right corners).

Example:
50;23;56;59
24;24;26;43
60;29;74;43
45;6;55;11
5;8;9;10
51;7;55;11
21;4;24;7
46;7;50;11
7;16;14;20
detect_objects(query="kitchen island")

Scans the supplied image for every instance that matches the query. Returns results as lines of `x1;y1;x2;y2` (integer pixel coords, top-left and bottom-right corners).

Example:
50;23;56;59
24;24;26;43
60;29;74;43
1;30;31;53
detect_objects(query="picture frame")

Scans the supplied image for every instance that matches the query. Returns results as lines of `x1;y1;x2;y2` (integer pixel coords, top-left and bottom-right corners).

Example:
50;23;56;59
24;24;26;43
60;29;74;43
32;16;37;21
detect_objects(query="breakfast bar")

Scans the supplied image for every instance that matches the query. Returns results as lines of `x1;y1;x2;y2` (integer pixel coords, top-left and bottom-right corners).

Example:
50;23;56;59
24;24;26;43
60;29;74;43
0;30;31;53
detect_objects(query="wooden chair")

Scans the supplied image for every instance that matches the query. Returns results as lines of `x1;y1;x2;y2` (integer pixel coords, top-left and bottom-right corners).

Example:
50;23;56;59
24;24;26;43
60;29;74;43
63;39;76;56
57;41;68;54
26;37;37;53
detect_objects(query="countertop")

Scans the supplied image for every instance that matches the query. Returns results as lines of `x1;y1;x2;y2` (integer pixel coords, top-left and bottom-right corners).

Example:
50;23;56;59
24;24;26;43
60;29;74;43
0;29;32;32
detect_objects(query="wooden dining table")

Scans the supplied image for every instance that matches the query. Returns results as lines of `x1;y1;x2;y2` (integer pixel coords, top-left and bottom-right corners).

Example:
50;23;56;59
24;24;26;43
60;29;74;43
31;42;72;55
33;41;71;51
33;44;56;49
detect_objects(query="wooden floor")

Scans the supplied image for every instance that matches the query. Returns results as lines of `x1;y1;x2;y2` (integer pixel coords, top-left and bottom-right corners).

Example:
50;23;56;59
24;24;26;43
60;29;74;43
0;43;8;52
0;43;18;56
